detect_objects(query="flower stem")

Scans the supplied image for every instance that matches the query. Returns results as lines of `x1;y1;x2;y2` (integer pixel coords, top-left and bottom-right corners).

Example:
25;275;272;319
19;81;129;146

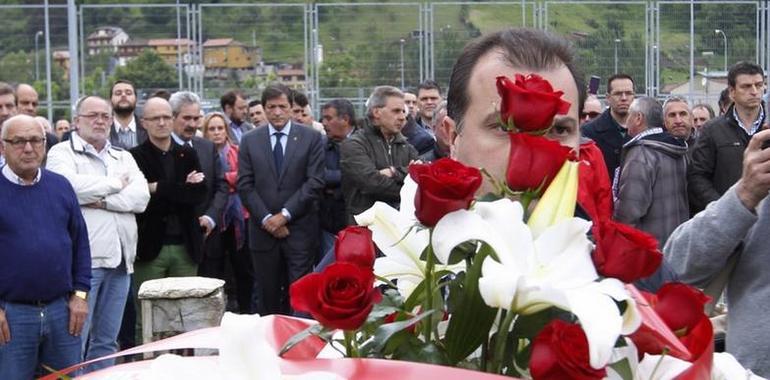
520;191;534;220
343;330;359;358
492;309;516;374
423;231;436;342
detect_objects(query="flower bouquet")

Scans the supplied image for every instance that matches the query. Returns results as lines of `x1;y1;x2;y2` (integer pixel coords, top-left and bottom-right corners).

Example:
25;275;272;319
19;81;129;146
281;74;758;380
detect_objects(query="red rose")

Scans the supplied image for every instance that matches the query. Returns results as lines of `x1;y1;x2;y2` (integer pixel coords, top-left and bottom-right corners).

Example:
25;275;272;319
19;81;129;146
577;140;613;222
290;262;382;331
409;158;482;227
592;220;662;283
506;133;572;192
496;74;571;133
530;319;606;380
335;226;376;268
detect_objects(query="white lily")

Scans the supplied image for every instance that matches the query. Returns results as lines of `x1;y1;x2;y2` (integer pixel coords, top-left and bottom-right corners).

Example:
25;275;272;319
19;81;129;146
355;177;464;299
432;198;640;369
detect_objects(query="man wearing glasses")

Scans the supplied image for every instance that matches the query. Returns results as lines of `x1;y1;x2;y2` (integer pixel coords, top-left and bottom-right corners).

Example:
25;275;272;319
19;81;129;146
46;96;150;372
581;74;636;182
0;114;91;379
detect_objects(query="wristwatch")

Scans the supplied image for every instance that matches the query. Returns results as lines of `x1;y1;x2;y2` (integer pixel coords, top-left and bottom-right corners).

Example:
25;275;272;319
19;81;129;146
73;290;88;301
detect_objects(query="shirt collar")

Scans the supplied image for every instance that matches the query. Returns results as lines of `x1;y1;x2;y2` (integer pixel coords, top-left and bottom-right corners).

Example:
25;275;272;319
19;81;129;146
732;104;766;135
171;132;192;147
2;164;42;186
268;121;292;136
114;114;137;133
72;132;112;156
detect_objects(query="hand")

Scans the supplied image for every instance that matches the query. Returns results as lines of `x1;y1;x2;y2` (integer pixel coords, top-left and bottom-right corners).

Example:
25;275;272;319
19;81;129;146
83;200;106;209
379;167;395;177
272;225;290;239
0;307;10;345
736;129;770;211
263;213;288;234
409;160;424;165
119;173;130;189
68;295;88;336
148;182;158;193
186;170;205;184
199;216;214;237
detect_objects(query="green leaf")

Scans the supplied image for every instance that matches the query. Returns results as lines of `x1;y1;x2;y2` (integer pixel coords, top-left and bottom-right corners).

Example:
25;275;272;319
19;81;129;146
361;310;435;354
403;279;428;311
510;307;565;339
609;357;634;380
278;323;325;357
393;340;449;365
443;243;497;364
444;241;478;265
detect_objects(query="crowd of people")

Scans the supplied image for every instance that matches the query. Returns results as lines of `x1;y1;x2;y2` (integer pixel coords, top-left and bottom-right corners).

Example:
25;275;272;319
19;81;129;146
1;26;770;378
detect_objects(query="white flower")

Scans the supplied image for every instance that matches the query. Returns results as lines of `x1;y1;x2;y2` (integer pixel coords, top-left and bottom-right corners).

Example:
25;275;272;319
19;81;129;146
432;198;640;369
355;177;463;298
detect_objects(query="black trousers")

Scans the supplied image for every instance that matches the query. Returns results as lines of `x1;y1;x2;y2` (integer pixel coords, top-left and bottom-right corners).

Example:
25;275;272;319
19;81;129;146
198;224;255;314
251;240;314;315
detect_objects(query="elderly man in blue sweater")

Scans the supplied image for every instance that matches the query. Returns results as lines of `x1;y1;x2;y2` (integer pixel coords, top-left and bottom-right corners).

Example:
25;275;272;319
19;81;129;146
0;114;91;379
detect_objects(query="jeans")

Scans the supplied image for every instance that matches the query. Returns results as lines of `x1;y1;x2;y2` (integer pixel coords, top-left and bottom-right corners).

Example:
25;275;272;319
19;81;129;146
0;297;82;380
81;263;130;372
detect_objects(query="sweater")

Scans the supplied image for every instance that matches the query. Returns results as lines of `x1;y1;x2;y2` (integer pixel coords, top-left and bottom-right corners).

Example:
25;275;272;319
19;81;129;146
0;169;91;303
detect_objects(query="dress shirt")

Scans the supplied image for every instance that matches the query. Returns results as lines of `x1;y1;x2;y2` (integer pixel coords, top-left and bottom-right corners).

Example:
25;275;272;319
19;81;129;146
2;164;41;186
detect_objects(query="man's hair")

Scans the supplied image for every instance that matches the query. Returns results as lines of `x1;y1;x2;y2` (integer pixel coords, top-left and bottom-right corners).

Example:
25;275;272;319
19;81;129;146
150;89;171;100
111;79;135;95
606;73;635;94
662;95;689;112
693;103;716;119
727;61;764;88
417;80;442;95
0;82;15;100
322;99;356;126
248;99;262;108
74;95;111;116
366;86;404;119
261;85;291;107
220;90;246;111
289;90;309;108
628;96;663;128
169;91;201;117
446;28;585;129
1;115;45;140
718;88;731;112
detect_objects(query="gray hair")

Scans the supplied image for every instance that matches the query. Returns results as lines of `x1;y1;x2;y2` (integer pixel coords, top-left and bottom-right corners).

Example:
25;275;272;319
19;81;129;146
366;86;404;119
74;95;111;116
629;96;663;129
1;114;46;141
169;91;201;117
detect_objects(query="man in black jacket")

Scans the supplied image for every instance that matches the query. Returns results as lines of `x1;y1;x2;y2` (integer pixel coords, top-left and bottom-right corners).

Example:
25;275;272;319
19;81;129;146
688;61;766;214
581;74;635;182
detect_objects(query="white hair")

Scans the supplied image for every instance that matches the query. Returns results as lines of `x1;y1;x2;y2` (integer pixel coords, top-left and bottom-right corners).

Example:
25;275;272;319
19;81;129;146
169;91;201;116
1;114;46;141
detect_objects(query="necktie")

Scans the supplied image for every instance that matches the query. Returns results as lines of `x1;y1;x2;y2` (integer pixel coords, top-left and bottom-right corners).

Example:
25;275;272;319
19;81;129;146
273;132;284;173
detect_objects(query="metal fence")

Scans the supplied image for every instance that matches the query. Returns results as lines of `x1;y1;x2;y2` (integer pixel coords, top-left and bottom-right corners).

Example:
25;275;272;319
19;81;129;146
1;0;769;119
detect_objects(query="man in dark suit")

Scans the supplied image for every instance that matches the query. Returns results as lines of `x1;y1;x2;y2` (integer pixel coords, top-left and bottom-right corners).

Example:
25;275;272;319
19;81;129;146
129;97;207;295
237;85;325;315
110;80;148;149
221;90;254;145
581;74;635;182
167;91;230;282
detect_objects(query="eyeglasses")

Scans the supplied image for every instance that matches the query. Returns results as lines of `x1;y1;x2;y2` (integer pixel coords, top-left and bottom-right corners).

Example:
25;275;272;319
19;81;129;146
79;113;112;122
3;137;46;149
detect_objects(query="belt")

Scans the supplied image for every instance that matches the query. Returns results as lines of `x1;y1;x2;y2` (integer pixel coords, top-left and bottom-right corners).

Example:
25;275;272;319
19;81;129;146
12;298;57;307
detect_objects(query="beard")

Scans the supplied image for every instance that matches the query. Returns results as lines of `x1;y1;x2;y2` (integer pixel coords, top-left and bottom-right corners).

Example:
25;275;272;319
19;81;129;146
113;103;135;117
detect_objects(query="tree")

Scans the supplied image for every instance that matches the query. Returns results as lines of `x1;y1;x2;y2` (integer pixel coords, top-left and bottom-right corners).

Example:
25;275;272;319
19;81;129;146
112;49;178;92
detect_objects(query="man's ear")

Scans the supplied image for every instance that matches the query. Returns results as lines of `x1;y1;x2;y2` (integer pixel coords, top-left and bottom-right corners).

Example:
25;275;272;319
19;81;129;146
441;115;458;158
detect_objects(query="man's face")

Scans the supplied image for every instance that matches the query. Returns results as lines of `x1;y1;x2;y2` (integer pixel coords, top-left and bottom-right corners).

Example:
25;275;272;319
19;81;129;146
729;74;765;110
173;103;202;142
664;101;693;139
3;116;46;178
607;78;634;118
111;83;137;114
16;85;39;117
55;119;71;138
691;107;711;132
372;96;406;137
417;88;441;121
290;103;304;124
581;97;602;126
249;104;266;126
0;93;17;125
299;105;315;126
265;94;291;130
321;106;350;142
75;97;112;147
449;50;580;195
625;111;646;137
142;99;174;140
404;92;418;118
229;96;248;124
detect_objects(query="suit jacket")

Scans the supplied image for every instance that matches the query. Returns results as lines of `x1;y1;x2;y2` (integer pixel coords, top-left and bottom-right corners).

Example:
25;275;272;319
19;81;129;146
227;120;255;145
237;122;325;251
190;136;229;223
581;109;629;183
110;115;148;149
130;140;207;263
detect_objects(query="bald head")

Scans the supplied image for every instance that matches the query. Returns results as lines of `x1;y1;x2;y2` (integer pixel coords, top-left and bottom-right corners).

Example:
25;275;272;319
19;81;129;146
142;97;174;144
16;84;39;117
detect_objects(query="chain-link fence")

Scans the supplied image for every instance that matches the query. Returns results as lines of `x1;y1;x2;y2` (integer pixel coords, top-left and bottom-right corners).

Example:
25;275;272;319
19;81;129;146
1;1;769;118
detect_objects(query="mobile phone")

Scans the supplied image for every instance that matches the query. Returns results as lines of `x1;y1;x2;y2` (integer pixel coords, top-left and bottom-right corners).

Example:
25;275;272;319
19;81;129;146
588;76;600;95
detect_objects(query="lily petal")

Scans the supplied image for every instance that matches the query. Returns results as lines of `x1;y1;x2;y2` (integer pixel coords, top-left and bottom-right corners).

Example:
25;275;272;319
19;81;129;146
565;281;627;369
